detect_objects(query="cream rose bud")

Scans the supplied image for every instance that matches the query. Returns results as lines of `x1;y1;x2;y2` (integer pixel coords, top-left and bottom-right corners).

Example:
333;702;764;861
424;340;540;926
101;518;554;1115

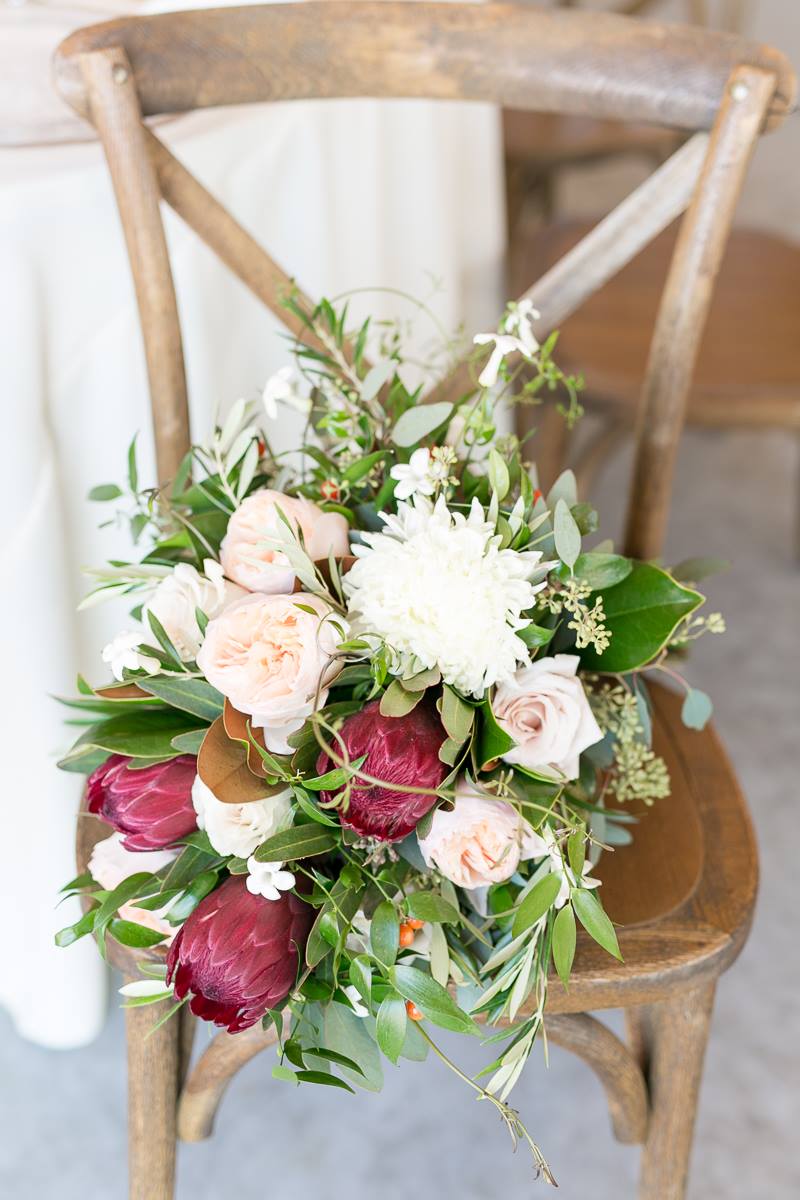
87;832;178;942
220;488;350;594
418;779;545;889
196;592;346;754
143;560;246;662
492;654;603;781
191;775;292;858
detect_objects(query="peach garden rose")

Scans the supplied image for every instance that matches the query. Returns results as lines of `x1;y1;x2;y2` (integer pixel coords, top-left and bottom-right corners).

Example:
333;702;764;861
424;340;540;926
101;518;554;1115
418;779;546;889
220;488;350;593
196;592;345;753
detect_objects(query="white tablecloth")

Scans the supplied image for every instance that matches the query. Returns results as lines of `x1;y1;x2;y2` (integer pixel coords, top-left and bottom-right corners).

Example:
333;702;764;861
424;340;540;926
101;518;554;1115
0;53;504;1045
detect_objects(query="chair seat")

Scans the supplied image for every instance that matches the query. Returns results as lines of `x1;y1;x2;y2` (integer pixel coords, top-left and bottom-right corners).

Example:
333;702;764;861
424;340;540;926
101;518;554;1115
512;222;800;429
77;686;757;1012
503;110;681;170
546;683;757;1014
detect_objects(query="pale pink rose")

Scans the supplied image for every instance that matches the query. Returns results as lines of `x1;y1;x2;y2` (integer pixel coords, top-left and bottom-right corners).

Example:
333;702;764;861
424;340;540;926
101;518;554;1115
220;488;350;593
87;832;178;943
492;654;603;780
418;779;546;889
196;592;346;753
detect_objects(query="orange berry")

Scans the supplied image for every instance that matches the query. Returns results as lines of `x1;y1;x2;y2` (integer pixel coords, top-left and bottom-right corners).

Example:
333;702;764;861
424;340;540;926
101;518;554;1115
398;923;415;947
406;919;425;931
406;1001;423;1021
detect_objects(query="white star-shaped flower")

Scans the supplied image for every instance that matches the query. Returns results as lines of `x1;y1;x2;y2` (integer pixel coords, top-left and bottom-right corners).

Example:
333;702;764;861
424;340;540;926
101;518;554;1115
262;365;311;421
472;333;531;388
245;856;296;901
390;447;438;500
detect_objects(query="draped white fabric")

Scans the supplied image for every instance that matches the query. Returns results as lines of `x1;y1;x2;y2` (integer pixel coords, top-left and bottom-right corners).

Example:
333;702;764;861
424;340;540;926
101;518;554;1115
0;52;504;1045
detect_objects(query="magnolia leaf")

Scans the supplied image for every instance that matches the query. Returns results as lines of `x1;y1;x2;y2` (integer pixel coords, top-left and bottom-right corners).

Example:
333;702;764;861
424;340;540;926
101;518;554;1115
553;499;581;570
579;563;703;672
222;699;270;778
681;688;713;731
477;700;516;769
94;683;153;702
391;402;453;448
197;718;286;805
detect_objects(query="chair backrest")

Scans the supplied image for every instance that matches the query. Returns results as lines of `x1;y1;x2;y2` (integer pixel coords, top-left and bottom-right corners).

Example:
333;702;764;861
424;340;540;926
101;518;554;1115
53;3;795;559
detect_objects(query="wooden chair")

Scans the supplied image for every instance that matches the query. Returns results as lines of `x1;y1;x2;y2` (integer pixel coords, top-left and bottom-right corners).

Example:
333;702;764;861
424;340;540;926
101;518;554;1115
503;1;747;231
53;5;795;1198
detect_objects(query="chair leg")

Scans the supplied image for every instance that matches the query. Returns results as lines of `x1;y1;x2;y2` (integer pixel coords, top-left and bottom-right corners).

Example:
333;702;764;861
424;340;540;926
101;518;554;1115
638;981;717;1200
126;990;181;1200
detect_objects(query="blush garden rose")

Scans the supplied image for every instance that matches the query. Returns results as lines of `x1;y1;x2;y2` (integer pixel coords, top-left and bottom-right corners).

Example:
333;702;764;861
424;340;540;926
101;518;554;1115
492;654;603;780
220;488;349;593
196;592;346;753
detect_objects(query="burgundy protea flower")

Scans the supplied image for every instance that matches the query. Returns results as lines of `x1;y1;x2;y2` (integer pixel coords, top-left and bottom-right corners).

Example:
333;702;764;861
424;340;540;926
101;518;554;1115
167;875;314;1031
86;753;197;851
317;698;447;842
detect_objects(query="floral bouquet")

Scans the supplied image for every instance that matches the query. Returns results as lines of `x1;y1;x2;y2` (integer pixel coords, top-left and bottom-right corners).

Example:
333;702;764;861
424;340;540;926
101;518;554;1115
57;293;723;1179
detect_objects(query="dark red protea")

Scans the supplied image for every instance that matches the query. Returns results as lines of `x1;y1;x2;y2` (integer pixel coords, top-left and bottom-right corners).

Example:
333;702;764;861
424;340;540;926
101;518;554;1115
86;753;197;851
317;698;447;842
167;876;314;1031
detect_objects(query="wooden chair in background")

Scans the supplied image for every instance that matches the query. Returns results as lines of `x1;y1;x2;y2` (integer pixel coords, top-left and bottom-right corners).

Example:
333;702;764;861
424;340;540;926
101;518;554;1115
53;5;795;1198
505;0;800;537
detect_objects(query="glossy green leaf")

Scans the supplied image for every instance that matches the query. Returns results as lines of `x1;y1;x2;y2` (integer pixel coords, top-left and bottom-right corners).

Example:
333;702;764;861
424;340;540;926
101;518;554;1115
370;900;400;968
579;563;704;672
108;919;168;948
376;995;408;1064
405;892;460;925
477;700;516;768
139;677;223;722
293;1069;355;1094
253;825;339;863
389;965;480;1035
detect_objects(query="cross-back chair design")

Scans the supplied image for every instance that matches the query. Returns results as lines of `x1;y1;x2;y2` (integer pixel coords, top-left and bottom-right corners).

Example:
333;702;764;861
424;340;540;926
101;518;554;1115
54;6;795;1199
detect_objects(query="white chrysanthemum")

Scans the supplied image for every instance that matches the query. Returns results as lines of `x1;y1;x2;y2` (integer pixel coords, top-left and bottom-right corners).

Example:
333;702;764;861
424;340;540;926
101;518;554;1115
344;496;547;698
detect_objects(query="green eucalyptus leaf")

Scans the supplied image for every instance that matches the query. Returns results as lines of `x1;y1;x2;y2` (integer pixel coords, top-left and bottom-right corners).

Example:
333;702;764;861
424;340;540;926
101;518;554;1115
379;679;424;718
391;402;453;448
553;499;581;570
439;687;474;744
681;688;713;731
573;552;632;590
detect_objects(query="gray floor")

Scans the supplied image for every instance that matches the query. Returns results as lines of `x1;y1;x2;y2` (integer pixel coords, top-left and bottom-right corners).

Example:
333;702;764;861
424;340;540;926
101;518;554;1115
2;428;798;1199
